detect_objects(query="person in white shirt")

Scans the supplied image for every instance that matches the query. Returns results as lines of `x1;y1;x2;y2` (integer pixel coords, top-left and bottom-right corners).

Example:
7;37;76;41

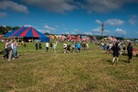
46;42;49;52
63;42;67;53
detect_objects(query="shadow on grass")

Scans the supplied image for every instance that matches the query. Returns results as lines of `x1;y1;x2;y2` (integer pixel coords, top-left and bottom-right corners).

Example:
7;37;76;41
120;59;128;63
107;60;112;65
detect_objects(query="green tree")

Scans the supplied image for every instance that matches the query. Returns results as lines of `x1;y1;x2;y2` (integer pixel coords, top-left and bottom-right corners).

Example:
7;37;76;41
12;26;20;30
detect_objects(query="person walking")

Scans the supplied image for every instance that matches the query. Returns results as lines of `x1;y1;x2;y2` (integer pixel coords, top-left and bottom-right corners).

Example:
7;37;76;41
8;40;14;61
3;40;9;59
77;42;81;53
13;40;18;58
72;42;75;53
111;42;120;65
127;42;133;63
53;43;57;53
46;42;49;52
63;42;67;53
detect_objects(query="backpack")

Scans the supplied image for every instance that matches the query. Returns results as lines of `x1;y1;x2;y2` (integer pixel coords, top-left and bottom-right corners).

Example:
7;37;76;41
7;43;12;51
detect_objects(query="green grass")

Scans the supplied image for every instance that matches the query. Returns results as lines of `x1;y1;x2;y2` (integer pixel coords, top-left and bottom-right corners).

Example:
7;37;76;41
0;42;138;92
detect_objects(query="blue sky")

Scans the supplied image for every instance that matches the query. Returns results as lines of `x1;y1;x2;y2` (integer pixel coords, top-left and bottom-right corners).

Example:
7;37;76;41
0;0;138;38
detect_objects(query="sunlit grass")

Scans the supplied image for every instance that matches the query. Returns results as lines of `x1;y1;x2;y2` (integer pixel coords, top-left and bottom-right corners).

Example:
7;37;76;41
0;42;138;92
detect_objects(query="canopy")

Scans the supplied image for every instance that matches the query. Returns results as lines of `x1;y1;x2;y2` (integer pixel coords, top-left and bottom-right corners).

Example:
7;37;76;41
4;26;50;42
4;30;17;37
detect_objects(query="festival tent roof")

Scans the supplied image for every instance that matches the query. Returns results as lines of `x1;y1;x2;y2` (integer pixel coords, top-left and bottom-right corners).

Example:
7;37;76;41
4;26;50;42
4;30;17;37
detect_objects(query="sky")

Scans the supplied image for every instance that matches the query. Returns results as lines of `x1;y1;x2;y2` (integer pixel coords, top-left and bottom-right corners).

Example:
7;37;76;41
0;0;138;38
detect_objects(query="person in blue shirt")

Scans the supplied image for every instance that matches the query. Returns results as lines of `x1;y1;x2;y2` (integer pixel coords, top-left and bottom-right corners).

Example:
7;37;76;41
77;42;81;53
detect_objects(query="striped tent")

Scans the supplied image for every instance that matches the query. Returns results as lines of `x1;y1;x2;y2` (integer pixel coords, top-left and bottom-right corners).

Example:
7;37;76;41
4;26;50;42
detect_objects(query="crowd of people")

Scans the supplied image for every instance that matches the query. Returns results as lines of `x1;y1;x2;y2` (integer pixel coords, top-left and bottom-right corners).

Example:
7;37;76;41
2;39;19;61
1;39;137;64
42;41;88;53
98;40;134;65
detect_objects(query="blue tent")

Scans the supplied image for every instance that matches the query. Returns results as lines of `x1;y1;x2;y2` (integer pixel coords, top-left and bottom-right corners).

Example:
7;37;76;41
4;26;50;42
4;30;17;37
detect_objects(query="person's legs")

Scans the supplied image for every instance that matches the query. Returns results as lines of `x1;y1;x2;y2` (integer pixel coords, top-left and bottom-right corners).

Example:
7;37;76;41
3;49;8;59
8;50;12;61
78;48;80;53
116;57;119;63
112;57;116;65
46;47;48;52
128;53;132;63
13;48;17;57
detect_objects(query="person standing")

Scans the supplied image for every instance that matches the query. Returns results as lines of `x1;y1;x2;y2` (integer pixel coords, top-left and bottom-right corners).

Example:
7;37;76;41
46;42;49;52
111;42;120;65
13;40;18;58
63;42;67;53
35;42;38;50
50;42;53;50
8;40;14;61
3;40;9;59
39;42;42;50
77;42;81;53
127;42;133;63
72;42;75;53
53;43;57;53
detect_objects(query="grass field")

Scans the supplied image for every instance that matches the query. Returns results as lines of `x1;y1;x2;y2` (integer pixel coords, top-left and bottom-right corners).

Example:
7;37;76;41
0;42;138;92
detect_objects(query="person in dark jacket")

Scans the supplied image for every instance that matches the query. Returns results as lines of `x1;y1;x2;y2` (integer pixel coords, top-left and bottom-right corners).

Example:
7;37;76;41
35;42;38;50
127;42;133;63
111;42;120;65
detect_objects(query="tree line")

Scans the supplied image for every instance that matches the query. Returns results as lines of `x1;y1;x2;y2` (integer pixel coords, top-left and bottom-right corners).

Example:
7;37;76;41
0;25;20;34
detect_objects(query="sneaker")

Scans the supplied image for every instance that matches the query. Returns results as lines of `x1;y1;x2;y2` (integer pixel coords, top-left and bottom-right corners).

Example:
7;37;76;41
12;58;15;60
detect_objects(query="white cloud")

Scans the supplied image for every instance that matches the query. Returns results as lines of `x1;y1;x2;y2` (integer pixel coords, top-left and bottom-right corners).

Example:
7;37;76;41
23;0;77;13
37;29;46;33
92;27;101;33
65;32;69;34
73;29;80;32
92;26;111;36
115;28;126;35
0;12;7;18
105;19;124;26
24;24;34;27
0;1;29;13
44;25;56;31
96;20;102;24
72;31;76;34
72;29;80;34
20;0;138;14
83;32;92;35
81;0;138;13
128;15;138;26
